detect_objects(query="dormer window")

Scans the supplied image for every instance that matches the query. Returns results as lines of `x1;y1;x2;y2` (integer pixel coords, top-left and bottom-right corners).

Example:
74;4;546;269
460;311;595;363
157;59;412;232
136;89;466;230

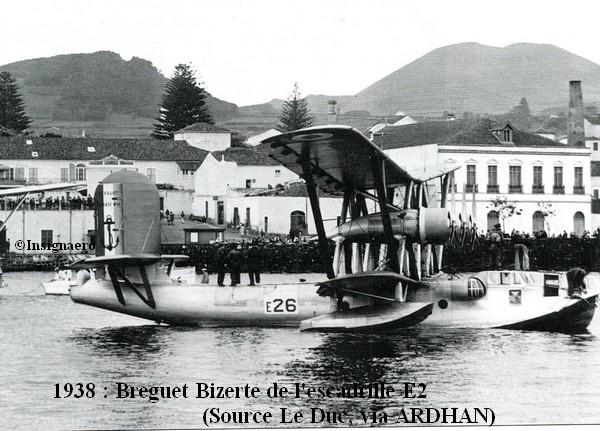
87;146;95;152
491;123;514;144
26;140;33;145
31;151;39;157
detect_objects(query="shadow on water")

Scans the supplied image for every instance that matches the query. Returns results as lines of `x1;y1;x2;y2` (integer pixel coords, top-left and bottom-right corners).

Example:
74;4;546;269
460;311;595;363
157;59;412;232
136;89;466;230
69;325;165;360
283;328;460;385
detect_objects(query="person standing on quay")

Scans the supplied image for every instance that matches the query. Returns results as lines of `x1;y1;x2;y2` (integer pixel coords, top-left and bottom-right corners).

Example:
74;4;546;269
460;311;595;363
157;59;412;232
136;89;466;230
215;244;228;286
246;242;262;286
227;245;244;286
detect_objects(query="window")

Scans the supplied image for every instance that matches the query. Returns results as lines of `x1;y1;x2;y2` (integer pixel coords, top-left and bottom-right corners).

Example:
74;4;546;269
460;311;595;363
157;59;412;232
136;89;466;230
553;166;564;194
75;163;86;181
533;166;542;186
466;165;476;183
487;166;498;193
60;168;69;182
594;189;599;199
275;169;281;177
532;166;543;193
594;142;598;151
41;230;53;247
465;165;477;192
11;167;24;180
574;166;584;194
246;179;251;188
147;168;156;182
574;167;583;187
509;166;521;193
29;167;38;184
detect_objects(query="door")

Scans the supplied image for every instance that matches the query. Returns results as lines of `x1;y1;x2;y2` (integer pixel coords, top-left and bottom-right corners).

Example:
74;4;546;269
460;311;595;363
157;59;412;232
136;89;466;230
233;207;239;227
487;211;499;232
217;201;224;225
573;212;585;237
290;210;306;237
532;211;545;233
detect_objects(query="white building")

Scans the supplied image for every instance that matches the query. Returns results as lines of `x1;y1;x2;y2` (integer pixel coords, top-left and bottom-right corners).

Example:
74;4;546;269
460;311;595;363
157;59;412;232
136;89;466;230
0;136;209;216
375;120;592;236
174;122;232;151
192;147;345;235
368;114;418;137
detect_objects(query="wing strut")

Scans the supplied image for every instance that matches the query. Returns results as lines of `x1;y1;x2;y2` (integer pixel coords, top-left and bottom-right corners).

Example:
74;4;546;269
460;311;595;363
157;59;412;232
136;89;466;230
106;265;156;309
301;144;335;279
371;156;400;273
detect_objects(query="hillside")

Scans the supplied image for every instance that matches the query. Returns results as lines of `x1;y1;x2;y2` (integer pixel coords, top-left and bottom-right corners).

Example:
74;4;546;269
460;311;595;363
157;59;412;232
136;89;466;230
4;44;600;137
0;51;237;137
352;43;600;117
255;43;600;121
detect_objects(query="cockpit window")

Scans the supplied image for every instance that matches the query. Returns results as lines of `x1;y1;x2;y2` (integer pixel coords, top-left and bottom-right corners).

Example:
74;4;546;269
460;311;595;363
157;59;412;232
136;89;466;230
468;277;486;299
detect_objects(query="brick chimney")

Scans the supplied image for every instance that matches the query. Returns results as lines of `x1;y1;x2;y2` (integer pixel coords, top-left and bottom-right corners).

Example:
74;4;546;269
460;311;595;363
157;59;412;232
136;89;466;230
568;80;585;147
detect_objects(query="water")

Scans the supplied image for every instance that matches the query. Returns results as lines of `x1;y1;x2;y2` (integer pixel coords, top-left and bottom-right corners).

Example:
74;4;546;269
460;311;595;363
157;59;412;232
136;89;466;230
1;271;599;429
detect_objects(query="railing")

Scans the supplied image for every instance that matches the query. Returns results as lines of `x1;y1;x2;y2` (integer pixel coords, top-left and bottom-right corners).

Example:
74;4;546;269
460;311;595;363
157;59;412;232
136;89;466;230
464;184;478;193
532;185;545;194
487;185;499;193
553;185;565;194
508;185;522;193
574;186;585;195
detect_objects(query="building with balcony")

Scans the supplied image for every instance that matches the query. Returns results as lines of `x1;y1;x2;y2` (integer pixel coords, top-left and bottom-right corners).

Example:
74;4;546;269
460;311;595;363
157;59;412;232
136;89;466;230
374;119;591;236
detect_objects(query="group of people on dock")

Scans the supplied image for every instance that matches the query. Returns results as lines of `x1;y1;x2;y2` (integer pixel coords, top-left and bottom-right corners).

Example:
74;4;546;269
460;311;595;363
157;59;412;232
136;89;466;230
214;242;262;286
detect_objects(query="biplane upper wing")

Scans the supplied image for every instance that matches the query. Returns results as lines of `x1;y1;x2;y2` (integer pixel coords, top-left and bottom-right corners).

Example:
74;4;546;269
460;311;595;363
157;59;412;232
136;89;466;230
257;125;418;194
406;162;460;182
0;182;84;197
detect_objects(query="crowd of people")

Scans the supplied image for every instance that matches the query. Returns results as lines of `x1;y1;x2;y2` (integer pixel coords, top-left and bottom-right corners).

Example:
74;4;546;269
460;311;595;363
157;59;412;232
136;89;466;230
484;226;600;240
0;194;93;211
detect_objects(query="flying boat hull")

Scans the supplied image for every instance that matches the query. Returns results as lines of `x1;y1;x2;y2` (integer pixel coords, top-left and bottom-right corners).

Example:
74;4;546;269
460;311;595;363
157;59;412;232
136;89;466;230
69;269;597;333
70;280;333;327
406;270;598;333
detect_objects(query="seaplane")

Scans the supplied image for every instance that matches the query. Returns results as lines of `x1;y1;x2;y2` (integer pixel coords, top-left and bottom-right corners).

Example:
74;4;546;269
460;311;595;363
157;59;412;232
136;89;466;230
66;126;597;333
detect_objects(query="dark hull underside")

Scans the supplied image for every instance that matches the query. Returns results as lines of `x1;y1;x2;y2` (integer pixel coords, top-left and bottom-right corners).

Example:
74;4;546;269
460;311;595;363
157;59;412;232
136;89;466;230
300;303;434;333
496;294;598;333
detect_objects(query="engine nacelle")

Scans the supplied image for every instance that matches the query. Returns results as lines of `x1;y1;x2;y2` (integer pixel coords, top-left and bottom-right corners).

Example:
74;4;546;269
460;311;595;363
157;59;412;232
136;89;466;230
328;207;450;244
409;276;487;302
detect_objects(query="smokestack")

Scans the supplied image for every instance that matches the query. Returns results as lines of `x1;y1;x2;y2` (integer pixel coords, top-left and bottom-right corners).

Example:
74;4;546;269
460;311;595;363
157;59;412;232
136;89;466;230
568;81;585;147
327;100;338;124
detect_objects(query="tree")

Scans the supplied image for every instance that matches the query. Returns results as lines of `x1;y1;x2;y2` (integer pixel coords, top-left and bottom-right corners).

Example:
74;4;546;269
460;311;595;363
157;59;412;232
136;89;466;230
152;64;213;139
487;196;522;231
537;202;556;233
506;97;532;129
277;83;314;132
0;71;32;132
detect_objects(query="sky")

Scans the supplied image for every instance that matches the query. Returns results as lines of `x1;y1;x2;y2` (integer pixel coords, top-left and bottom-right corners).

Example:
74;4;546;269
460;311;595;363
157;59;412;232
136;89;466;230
3;0;600;106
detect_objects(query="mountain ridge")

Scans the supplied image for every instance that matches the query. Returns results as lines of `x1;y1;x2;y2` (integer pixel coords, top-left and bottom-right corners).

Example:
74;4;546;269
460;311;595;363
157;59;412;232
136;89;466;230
3;43;600;137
